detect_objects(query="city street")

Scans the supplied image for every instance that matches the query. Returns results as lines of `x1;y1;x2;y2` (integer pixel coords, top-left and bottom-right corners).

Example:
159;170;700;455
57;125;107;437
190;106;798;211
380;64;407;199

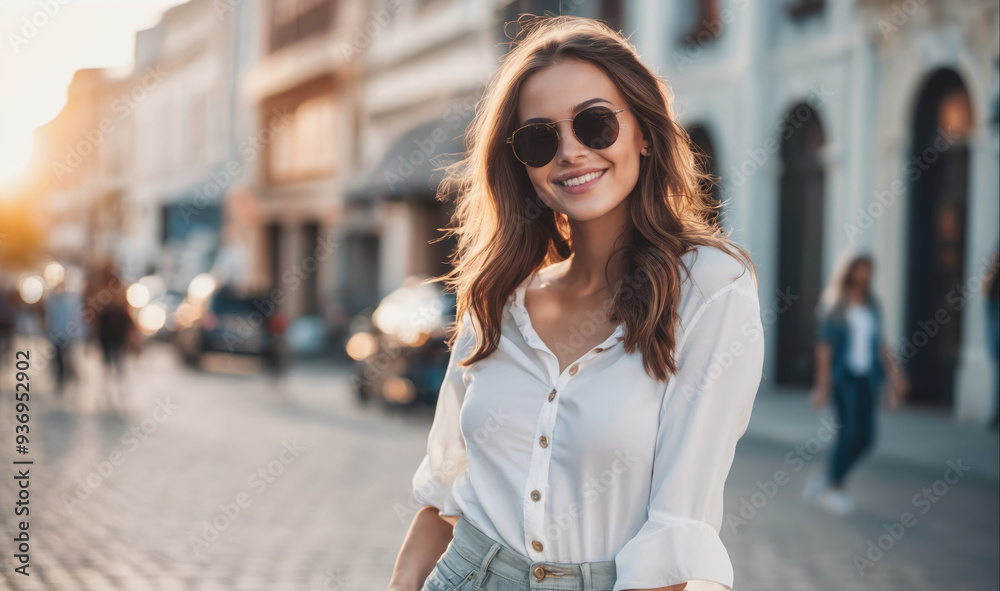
1;339;997;591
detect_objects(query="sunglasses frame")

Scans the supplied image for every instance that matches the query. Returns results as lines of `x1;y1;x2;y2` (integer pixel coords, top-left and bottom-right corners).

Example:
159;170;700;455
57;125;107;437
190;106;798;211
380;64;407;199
506;106;632;167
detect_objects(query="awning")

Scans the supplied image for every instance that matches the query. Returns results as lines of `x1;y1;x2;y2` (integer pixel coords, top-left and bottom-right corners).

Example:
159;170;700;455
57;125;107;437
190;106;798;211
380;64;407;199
346;109;474;203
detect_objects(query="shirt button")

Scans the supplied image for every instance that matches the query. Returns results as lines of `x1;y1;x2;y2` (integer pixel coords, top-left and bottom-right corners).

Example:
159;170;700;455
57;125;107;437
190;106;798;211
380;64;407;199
530;489;541;501
548;388;557;402
532;540;544;552
538;435;548;448
533;566;546;580
568;364;579;376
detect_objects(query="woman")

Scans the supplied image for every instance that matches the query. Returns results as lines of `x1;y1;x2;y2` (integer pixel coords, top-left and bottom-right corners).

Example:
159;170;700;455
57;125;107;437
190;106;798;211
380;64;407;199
390;16;764;591
806;253;909;516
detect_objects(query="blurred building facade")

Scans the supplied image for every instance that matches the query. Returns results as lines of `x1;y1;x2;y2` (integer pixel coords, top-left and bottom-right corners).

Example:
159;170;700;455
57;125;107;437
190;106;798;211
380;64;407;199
242;0;372;329
29;68;124;270
18;0;999;421
633;0;999;421
125;0;259;294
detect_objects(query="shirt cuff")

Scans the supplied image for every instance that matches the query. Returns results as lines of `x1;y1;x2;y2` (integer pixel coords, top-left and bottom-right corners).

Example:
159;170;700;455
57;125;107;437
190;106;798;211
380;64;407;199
411;454;463;516
613;516;733;591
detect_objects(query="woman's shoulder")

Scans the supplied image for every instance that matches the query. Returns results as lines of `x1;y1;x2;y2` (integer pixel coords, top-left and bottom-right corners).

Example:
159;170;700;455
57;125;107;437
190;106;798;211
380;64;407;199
679;243;757;305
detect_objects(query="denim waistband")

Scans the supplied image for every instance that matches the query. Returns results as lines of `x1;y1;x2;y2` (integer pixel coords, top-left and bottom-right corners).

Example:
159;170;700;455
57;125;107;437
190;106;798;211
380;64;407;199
449;515;618;590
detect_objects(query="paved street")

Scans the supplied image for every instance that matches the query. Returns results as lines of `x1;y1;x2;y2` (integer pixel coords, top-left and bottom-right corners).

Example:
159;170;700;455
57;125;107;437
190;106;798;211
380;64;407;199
1;338;997;591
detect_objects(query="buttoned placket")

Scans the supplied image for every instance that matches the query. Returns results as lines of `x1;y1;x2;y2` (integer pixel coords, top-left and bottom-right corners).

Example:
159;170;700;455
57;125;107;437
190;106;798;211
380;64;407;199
508;278;626;560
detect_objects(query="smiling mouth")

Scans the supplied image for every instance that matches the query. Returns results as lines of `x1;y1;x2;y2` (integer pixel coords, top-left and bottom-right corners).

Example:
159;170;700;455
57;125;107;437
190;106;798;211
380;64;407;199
557;169;606;187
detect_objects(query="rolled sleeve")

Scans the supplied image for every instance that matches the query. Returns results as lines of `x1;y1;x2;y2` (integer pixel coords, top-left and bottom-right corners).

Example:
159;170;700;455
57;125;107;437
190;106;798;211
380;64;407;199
411;311;476;517
613;280;765;591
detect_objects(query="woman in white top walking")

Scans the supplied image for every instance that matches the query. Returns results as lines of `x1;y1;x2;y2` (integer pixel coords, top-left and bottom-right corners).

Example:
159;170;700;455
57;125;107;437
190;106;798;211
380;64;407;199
389;16;765;591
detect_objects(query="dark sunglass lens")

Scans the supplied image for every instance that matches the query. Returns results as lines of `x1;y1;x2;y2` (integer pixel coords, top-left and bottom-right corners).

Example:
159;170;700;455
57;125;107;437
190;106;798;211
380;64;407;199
514;124;558;167
574;107;619;150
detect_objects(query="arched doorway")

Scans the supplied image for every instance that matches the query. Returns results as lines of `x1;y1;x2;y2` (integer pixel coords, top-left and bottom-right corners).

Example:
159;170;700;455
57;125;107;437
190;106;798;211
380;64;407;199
903;68;973;408
776;103;826;387
688;124;722;227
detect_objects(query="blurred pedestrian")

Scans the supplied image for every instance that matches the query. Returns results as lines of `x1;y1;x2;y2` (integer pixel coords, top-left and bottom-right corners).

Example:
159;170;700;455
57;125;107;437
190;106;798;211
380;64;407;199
97;287;134;378
806;252;909;515
983;248;1000;430
41;274;83;395
89;262;136;407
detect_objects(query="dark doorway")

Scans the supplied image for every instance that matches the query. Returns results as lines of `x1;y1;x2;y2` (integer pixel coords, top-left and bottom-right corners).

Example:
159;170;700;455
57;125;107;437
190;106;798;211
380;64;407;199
776;103;826;387
266;222;282;292
688;124;722;228
903;69;973;408
344;233;380;315
302;222;321;315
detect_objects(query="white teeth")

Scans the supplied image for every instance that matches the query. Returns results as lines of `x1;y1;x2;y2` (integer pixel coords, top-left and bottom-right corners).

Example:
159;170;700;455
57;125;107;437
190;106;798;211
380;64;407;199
559;170;603;187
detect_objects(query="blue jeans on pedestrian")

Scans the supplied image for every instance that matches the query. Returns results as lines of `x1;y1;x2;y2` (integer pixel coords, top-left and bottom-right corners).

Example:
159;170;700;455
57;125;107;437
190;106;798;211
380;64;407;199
828;368;876;487
421;515;617;591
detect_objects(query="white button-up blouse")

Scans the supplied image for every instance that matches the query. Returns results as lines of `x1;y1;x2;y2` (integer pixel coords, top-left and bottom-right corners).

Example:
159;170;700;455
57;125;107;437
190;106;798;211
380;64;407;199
411;244;765;591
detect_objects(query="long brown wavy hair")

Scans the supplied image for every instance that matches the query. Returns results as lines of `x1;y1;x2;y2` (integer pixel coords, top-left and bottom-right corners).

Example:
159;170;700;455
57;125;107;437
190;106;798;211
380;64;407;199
431;15;757;382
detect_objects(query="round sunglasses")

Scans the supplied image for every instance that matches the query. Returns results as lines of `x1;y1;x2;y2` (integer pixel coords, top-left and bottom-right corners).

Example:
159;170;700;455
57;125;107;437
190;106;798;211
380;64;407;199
506;105;632;168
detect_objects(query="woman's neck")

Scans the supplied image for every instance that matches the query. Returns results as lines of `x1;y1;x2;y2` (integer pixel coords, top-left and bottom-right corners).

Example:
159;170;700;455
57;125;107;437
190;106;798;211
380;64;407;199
560;203;631;295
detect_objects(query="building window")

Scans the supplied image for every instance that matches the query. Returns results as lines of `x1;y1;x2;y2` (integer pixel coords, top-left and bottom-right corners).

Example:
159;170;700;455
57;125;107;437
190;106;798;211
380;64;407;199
681;0;722;46
265;80;338;185
269;0;334;53
786;0;824;20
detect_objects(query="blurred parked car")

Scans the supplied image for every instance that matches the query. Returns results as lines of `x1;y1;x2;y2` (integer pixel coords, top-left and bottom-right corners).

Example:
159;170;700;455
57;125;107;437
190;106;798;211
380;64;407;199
345;276;457;408
173;280;288;374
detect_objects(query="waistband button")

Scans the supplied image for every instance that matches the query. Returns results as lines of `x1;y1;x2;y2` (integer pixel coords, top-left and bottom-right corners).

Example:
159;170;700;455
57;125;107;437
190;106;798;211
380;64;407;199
533;566;546;580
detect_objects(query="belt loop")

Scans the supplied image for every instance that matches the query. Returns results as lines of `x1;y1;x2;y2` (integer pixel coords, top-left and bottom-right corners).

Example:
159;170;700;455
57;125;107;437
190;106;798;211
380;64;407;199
472;542;501;590
580;562;592;591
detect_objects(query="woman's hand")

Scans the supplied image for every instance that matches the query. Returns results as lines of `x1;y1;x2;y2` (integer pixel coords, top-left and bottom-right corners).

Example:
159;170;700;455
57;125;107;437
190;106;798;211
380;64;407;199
810;382;831;411
887;369;910;411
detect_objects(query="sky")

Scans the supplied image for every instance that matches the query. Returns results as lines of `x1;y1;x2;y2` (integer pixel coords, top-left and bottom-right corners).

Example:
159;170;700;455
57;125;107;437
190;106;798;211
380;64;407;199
0;0;189;187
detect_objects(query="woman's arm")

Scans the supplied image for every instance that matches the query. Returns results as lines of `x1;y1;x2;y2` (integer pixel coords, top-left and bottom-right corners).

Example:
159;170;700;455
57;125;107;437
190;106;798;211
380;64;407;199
387;506;455;591
880;342;909;409
810;341;833;410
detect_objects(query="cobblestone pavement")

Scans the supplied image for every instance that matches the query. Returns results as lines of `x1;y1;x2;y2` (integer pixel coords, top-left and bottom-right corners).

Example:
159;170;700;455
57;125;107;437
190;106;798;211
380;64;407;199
1;338;997;591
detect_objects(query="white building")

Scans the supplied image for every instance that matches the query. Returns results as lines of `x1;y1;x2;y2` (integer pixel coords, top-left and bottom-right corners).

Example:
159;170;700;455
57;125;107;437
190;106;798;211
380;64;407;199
630;0;999;422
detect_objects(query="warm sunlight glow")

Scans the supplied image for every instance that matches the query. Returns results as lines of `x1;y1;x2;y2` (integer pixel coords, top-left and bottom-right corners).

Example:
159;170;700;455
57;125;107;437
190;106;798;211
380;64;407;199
0;0;189;185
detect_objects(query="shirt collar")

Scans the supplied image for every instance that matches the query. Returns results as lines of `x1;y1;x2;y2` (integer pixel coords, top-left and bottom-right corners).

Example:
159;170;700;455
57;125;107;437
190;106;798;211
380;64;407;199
507;272;626;352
